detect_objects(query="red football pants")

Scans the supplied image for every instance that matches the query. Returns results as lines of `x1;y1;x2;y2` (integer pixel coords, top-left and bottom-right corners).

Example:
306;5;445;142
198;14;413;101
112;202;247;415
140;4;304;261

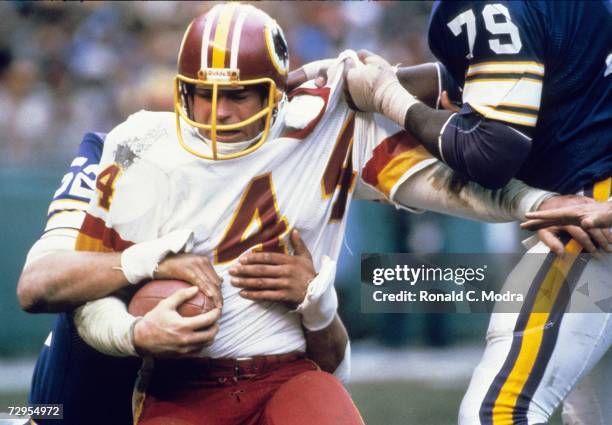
135;353;364;425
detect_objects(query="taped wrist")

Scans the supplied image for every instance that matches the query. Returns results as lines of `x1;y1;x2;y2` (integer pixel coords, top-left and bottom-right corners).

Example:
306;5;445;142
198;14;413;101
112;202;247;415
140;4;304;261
377;78;419;128
294;256;338;331
121;229;194;284
73;296;139;357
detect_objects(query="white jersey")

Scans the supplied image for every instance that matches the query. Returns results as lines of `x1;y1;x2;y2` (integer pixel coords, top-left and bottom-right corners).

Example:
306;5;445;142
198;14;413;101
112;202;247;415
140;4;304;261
76;60;436;358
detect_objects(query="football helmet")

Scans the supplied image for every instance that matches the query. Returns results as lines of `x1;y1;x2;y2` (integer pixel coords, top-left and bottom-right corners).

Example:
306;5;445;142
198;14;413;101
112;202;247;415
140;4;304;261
175;3;289;160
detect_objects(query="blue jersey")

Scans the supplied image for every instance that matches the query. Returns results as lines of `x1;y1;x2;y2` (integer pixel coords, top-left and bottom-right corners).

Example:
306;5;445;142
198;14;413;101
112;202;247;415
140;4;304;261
29;132;140;425
428;0;612;193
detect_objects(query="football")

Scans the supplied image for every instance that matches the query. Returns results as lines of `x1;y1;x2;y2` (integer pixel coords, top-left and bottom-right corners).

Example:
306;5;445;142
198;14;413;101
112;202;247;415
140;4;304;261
128;279;214;317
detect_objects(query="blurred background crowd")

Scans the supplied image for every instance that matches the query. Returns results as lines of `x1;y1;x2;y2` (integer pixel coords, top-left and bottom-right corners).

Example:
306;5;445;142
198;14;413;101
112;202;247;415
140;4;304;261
0;1;432;165
1;1;524;356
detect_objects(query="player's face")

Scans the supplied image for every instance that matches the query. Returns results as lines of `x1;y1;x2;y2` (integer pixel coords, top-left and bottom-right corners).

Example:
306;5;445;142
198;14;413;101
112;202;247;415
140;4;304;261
192;86;265;143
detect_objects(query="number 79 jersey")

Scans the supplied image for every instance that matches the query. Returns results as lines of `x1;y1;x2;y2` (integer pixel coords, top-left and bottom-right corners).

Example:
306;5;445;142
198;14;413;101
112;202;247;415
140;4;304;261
76;60;435;358
429;1;612;193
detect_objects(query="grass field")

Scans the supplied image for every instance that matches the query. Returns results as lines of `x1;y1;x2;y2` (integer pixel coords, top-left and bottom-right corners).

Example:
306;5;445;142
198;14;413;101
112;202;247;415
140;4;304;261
1;382;562;425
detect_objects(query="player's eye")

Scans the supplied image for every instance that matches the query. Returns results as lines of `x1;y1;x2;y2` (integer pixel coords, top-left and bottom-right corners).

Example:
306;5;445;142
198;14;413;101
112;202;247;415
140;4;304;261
227;92;249;101
195;89;213;100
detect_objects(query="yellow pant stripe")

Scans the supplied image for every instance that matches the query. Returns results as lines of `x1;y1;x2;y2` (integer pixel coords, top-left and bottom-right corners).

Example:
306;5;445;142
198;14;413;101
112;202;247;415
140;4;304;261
593;177;611;202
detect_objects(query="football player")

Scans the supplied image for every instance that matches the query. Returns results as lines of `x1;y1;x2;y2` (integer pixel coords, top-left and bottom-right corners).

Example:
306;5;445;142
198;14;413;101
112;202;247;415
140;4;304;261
22;132;141;425
21;131;352;425
67;3;600;425
18;3;597;425
344;1;611;424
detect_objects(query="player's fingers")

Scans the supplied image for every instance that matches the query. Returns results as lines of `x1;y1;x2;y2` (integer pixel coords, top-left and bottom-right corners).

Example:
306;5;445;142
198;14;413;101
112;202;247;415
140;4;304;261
290;229;312;259
161;286;199;310
287;68;308;91
537;229;565;256
520;218;556;230
182;308;222;331
587;228;611;252
239;252;290;265
602;227;612;243
230;276;286;290
357;49;375;63
315;67;329;88
229;264;287;278
238;290;285;302
194;257;223;285
184;267;222;307
565;225;597;253
186;323;220;346
202;281;223;309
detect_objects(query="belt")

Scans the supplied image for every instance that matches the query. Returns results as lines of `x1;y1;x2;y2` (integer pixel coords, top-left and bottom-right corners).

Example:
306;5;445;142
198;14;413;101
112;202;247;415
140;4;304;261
154;352;306;381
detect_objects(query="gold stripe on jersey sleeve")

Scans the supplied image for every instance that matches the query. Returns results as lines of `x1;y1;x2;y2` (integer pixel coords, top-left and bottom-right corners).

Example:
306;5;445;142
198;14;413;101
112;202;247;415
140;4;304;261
464;77;543;85
497;102;540;112
47;199;89;214
467;60;545;76
211;3;237;68
74;233;112;252
470;104;538;127
376;145;431;196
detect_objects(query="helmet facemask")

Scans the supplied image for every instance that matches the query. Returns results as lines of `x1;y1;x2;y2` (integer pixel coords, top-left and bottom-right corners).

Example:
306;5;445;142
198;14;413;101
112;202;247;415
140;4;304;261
174;4;289;161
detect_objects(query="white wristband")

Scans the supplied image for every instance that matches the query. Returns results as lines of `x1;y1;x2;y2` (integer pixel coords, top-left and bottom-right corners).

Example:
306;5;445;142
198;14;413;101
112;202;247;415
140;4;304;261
378;78;419;128
295;256;338;331
121;229;194;284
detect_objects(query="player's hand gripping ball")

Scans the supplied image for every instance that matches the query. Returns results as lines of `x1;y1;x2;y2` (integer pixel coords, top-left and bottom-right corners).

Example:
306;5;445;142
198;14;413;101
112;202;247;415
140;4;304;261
128;280;215;317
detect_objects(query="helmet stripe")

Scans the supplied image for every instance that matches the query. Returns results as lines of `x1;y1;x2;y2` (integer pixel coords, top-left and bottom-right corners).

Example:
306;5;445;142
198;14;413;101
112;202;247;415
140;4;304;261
201;5;220;70
212;3;237;69
230;8;248;70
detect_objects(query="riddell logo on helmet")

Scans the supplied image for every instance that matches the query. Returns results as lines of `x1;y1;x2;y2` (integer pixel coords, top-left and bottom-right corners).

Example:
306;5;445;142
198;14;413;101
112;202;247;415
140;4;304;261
199;68;240;82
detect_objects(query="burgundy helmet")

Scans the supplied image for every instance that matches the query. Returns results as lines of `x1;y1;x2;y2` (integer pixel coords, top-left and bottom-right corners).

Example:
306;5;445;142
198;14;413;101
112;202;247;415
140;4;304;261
174;3;290;160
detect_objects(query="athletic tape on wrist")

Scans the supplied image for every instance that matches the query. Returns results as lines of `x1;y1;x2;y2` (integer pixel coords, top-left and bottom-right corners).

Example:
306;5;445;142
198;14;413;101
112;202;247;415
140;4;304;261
121;229;195;284
73;297;139;357
378;78;418;128
295;255;338;331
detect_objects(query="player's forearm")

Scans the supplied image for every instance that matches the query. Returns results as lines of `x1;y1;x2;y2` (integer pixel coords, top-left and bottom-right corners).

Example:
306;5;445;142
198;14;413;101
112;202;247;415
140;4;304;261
396;63;440;108
403;103;453;160
17;251;128;313
73;294;138;357
305;315;349;376
393;162;554;222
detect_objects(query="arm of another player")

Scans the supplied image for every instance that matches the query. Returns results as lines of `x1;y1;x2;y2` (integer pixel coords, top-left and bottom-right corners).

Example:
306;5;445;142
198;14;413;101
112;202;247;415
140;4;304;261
346;52;532;189
391;164;609;254
229;230;350;381
18;249;223;313
288;56;455;110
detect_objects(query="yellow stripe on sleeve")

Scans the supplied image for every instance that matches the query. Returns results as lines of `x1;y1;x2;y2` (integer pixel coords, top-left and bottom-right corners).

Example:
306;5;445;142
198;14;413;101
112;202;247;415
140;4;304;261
376;145;432;196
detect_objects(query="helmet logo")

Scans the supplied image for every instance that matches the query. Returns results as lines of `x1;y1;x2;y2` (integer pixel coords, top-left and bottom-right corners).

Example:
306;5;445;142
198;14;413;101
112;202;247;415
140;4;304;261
265;22;289;75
